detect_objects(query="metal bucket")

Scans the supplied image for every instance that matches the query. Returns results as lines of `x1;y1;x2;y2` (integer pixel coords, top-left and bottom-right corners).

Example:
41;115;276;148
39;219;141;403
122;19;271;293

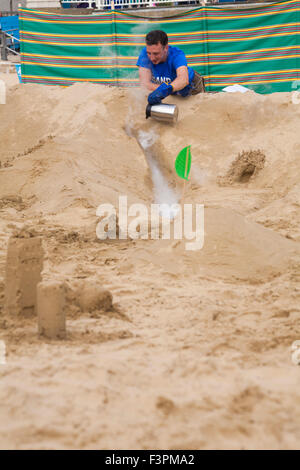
146;103;178;123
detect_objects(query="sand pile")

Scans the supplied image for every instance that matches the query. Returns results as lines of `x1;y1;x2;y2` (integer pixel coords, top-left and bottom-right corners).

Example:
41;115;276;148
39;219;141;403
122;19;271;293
0;75;299;449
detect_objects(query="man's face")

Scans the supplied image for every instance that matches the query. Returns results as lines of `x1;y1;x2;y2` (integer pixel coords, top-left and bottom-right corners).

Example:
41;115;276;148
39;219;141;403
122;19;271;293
146;42;169;65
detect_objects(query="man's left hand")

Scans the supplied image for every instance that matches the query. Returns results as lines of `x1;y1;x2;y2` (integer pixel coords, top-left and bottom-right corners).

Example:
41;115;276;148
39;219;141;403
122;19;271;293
148;82;173;105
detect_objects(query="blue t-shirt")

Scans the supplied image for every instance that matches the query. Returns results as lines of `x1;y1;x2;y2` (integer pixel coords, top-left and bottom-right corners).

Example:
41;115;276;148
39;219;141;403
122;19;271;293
136;45;195;86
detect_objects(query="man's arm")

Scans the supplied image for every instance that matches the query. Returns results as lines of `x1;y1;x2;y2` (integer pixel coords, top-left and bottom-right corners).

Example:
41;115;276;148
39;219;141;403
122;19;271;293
170;66;189;92
139;67;159;92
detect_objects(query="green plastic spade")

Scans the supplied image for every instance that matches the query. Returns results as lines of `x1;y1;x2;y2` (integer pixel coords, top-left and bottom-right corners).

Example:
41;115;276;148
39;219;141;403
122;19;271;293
175;145;192;180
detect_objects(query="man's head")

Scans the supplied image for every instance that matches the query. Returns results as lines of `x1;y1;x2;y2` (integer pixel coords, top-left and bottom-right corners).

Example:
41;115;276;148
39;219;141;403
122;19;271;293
145;30;169;65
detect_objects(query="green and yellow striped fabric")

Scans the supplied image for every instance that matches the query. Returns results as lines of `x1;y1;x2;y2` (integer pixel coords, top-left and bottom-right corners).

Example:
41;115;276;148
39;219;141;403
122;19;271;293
19;0;300;93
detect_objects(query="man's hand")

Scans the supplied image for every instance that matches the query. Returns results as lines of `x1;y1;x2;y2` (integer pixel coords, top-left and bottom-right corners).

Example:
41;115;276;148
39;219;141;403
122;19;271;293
148;82;173;105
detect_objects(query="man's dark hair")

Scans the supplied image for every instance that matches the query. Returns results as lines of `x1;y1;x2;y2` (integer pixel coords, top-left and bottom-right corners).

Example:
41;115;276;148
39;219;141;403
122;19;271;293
146;30;168;47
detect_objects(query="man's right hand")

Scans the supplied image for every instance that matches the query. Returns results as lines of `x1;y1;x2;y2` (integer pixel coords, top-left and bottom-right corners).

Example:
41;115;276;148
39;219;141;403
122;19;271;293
148;83;173;105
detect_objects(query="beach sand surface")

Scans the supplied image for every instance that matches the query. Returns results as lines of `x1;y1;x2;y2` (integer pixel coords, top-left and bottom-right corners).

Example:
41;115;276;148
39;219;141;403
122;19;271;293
0;75;299;449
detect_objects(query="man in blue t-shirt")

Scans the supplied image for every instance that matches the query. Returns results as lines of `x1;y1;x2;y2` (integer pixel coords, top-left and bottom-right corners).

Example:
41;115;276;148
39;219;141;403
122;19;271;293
136;30;205;105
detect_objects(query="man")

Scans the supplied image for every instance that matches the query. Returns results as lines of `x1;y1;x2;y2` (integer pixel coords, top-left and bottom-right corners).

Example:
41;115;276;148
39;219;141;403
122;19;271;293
136;30;205;105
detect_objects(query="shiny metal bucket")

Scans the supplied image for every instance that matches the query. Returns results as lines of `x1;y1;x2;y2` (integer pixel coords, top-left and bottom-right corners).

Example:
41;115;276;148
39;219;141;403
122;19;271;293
146;103;178;123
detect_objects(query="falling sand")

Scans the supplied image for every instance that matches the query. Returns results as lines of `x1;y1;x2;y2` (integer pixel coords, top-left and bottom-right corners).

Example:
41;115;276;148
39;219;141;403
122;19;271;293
0;73;300;449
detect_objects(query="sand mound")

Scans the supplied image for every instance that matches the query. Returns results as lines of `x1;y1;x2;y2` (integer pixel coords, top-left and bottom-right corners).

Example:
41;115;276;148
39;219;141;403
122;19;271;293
218;149;266;185
129;207;298;281
0;78;300;450
1;81;299;277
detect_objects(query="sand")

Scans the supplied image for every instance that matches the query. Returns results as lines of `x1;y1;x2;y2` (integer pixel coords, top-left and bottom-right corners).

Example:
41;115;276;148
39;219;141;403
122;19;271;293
0;72;299;449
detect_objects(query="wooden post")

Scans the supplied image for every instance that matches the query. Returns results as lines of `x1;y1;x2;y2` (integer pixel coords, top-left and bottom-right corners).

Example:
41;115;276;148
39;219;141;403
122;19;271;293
0;32;8;61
